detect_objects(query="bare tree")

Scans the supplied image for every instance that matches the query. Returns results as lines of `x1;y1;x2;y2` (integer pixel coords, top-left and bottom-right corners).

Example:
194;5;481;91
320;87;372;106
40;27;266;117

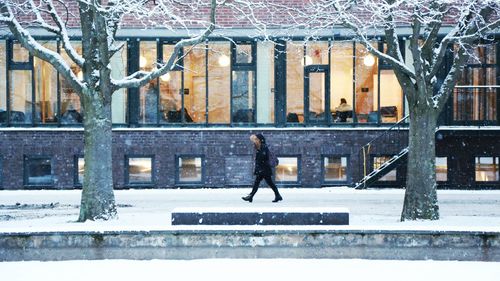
300;0;500;220
0;0;223;221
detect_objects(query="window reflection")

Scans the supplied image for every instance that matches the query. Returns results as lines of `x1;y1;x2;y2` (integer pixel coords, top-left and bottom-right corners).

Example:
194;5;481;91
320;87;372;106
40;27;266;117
111;42;127;124
25;157;53;185
276;157;299;182
436;157;447;182
178;156;203;182
324;156;347;181
235;44;252;64
476;157;499;182
128;157;153;183
232;71;254;123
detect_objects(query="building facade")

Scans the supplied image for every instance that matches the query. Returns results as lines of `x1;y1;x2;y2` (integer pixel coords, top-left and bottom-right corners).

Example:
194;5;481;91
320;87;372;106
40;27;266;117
0;31;499;189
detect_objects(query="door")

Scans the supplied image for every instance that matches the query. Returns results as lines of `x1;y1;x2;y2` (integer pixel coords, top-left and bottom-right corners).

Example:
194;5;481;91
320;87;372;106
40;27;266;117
304;65;330;123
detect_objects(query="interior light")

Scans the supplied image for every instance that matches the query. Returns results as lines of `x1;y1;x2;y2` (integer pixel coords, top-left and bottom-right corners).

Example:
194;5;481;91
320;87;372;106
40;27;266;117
301;55;313;66
218;54;230;67
363;54;375;67
140;56;147;68
77;70;83;80
160;73;171;82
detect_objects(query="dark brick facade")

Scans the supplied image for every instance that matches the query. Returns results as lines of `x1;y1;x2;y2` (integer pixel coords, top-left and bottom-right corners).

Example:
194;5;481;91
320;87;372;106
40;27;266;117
0;128;498;190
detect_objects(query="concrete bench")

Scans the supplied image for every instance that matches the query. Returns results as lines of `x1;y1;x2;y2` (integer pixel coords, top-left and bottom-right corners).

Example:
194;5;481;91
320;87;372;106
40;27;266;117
171;207;349;225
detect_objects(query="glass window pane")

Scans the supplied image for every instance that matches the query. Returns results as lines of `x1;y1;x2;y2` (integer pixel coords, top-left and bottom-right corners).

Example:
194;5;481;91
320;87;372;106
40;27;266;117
476;157;499;182
331;41;354;123
324;156;347;181
232;71;254;123
77;157;84;185
34;42;57;124
183;46;206;123
26;157;53;185
276;157;298;182
179;157;202;182
308;72;326;121
256;41;275;124
9;70;32;124
13;43;29;62
208;42;230;123
286;42;304;123
159;71;182;123
306;41;329;65
235;44;252;64
111;42;128;124
0;41;6;123
60;42;83;124
355;43;378;123
139;41;158;124
436;157;447;182
128;157;153;183
373;156;396;181
376;69;403;123
453;88;497;122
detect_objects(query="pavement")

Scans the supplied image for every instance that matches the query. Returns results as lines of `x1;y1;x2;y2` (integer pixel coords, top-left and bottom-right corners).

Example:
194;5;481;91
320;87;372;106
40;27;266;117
0;187;499;232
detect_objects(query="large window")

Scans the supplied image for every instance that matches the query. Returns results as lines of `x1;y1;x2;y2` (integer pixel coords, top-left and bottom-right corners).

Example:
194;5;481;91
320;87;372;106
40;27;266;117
331;41;354;123
286;41;305;123
232;42;255;124
436;157;448;182
139;41;158;124
454;43;498;123
183;45;207;123
60;42;83;124
34;42;57;124
373;156;397;181
475;157;499;182
9;70;32;124
208;42;231;124
111;42;128;124
256;41;275;123
24;156;53;186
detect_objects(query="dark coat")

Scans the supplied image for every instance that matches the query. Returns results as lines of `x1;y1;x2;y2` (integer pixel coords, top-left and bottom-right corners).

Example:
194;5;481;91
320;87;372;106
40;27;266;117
254;144;272;177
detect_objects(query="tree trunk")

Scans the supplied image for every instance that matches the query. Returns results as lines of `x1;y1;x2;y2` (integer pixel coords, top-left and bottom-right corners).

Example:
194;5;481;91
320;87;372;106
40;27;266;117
401;106;440;221
78;90;116;222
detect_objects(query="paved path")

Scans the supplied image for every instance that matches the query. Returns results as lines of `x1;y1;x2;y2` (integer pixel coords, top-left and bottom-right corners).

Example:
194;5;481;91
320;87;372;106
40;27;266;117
0;187;499;231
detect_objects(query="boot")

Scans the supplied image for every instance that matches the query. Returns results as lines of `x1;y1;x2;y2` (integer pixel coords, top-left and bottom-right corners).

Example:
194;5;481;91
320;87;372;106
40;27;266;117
272;194;283;203
242;194;253;203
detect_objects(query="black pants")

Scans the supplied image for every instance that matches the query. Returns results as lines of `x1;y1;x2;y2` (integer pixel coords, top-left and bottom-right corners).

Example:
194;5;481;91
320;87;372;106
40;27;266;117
250;174;281;197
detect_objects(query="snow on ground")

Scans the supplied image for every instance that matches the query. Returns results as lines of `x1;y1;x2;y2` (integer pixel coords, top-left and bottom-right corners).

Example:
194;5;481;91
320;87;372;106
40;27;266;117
0;187;499;232
1;259;499;281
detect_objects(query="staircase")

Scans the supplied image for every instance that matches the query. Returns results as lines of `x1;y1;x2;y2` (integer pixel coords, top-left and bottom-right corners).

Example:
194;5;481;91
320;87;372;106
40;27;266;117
354;115;409;190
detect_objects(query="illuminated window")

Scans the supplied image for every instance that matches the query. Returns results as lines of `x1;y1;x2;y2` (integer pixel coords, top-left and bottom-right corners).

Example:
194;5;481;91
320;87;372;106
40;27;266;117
208;42;230;124
34;42;57;124
355;43;378;123
276;157;299;183
24;156;53;185
324;156;348;182
177;156;203;183
286;41;304;123
13;43;29;62
475;157;499;182
0;41;6;123
126;157;153;184
373;156;397;181
331;41;354;123
9;70;32;124
111;42;128;124
139;41;158;124
436;157;447;182
75;157;84;185
60;42;83;124
183;45;207;123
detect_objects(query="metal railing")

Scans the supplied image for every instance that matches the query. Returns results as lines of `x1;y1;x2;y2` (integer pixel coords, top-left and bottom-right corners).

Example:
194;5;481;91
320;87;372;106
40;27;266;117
355;115;409;189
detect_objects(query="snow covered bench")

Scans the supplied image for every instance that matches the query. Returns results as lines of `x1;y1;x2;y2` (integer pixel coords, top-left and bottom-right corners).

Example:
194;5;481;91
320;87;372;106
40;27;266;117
171;207;349;225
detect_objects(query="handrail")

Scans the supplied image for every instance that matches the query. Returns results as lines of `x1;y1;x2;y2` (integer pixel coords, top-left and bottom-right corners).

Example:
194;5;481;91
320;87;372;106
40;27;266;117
355;115;410;189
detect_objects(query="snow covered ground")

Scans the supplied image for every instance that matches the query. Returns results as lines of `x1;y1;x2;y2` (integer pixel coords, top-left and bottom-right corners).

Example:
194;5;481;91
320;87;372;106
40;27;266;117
0;187;499;232
0;259;499;281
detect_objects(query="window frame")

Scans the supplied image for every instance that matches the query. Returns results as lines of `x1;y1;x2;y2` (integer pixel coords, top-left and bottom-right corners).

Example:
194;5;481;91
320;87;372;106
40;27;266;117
321;154;350;185
274;154;302;186
124;155;155;186
175;154;205;186
475;156;500;183
23;155;54;187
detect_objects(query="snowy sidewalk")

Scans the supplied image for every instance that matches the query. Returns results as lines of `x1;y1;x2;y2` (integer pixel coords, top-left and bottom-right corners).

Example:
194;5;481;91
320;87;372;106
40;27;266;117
1;187;500;232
